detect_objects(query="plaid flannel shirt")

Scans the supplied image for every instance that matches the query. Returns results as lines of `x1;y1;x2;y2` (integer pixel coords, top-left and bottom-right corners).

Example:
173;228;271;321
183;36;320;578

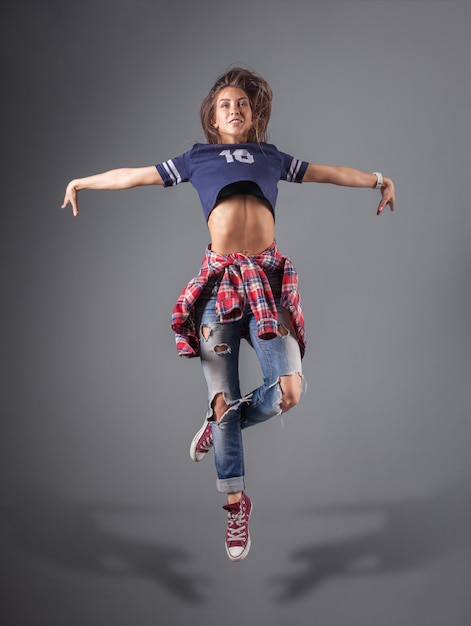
171;242;305;359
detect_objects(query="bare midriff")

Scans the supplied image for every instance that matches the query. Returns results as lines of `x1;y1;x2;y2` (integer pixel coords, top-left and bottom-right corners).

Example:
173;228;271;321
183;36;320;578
207;194;275;255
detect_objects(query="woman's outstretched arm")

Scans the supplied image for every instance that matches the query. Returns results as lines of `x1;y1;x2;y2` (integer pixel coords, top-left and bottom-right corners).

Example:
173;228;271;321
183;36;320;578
61;166;163;216
302;163;395;215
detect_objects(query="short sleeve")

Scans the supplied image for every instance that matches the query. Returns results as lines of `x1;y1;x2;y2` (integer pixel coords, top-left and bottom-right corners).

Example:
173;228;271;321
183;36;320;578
278;151;309;183
155;151;191;187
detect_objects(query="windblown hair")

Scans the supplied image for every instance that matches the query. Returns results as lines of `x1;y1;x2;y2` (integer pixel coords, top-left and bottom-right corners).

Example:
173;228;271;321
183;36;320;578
200;67;273;144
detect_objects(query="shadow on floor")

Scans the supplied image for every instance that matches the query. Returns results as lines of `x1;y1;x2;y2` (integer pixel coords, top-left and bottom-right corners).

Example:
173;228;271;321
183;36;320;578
0;481;207;603
272;481;471;602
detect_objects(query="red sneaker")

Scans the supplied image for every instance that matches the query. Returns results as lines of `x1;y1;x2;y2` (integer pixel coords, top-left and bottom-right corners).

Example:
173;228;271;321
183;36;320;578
189;419;213;462
223;493;253;562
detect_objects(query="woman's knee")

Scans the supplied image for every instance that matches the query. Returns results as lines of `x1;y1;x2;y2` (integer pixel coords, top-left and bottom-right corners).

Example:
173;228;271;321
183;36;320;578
279;373;303;412
212;392;231;422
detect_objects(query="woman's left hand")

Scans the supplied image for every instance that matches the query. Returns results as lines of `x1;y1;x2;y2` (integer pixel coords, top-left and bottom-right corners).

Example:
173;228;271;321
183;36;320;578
377;177;396;215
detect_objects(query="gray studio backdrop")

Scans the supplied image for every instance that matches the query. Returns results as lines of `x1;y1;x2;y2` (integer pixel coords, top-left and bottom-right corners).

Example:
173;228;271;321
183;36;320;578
2;1;471;625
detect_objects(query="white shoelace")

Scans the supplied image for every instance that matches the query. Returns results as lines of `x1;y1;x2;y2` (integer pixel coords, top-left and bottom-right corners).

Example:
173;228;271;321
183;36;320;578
227;513;247;541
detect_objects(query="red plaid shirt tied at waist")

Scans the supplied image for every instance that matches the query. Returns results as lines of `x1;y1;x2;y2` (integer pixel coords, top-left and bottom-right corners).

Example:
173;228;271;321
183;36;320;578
171;242;305;359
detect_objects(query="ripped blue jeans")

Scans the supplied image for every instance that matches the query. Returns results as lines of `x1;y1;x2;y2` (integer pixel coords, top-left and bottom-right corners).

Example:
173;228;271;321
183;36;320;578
195;271;303;494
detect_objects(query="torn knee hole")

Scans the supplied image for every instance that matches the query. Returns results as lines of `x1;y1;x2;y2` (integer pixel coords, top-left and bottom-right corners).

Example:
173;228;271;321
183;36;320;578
278;324;289;337
201;324;212;341
214;343;231;354
211;391;227;410
279;373;303;411
211;392;234;422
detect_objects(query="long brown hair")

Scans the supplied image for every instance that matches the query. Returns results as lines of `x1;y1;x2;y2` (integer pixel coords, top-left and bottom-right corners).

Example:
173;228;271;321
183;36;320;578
200;67;273;144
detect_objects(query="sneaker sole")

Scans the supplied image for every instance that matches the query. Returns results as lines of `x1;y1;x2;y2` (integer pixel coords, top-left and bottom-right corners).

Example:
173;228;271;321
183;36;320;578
189;421;211;462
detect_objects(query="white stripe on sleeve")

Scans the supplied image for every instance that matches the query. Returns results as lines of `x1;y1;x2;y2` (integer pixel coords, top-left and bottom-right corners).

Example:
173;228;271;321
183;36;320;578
287;158;302;182
163;159;182;185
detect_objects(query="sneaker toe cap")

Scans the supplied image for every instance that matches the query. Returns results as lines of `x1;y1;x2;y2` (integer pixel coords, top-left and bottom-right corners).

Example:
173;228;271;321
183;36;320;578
228;545;245;559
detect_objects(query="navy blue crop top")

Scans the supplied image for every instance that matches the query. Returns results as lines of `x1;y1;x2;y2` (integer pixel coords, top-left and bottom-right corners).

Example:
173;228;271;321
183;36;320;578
155;142;309;221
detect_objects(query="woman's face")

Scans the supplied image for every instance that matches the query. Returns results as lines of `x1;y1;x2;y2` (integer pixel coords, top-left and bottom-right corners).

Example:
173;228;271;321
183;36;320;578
213;86;253;144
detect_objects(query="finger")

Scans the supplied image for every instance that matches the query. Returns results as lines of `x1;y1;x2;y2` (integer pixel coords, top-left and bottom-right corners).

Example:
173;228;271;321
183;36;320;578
384;196;394;212
61;197;79;216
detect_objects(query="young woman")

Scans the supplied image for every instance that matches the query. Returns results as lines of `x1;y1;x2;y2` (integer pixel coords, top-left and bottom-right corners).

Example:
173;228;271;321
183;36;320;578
62;67;395;562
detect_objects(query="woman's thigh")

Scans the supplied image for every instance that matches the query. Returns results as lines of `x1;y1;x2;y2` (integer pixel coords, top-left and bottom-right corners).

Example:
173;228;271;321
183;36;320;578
248;304;302;385
195;292;243;404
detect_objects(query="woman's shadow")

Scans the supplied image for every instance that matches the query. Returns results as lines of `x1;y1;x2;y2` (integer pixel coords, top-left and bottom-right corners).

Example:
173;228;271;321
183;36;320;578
0;481;207;603
272;481;471;602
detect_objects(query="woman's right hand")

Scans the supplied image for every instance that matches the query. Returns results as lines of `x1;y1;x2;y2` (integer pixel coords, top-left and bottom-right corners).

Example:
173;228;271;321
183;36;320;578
61;166;164;217
61;181;80;216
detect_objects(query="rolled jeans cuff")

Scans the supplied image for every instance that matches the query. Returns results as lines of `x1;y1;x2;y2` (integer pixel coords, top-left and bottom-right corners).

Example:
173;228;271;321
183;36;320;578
217;476;245;494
